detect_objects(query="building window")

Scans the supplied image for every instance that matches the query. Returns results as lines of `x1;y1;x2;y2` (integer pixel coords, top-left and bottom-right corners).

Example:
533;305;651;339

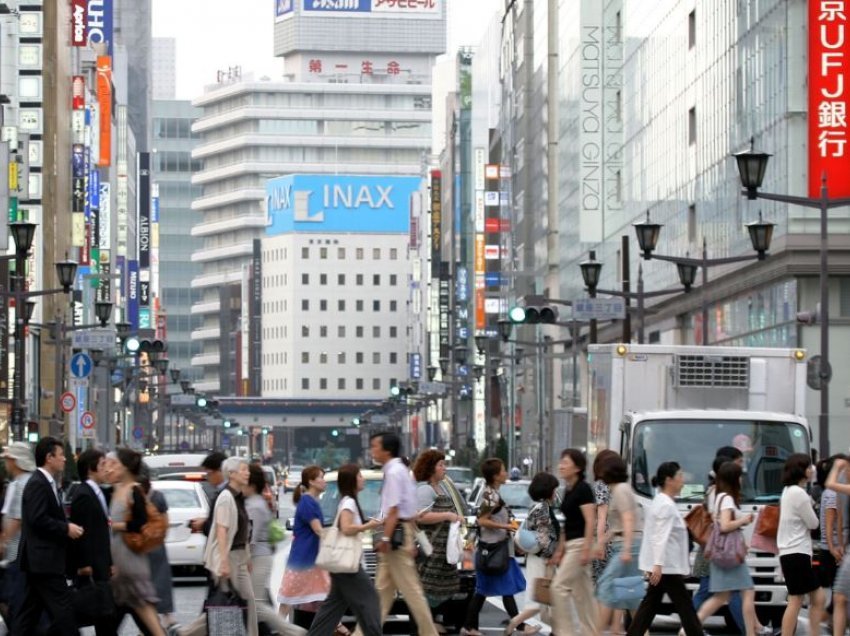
320;247;328;259
337;352;346;364
373;326;381;337
373;248;380;260
301;247;309;259
390;352;397;364
302;352;309;363
338;325;346;337
373;300;380;311
356;352;364;363
320;378;327;390
302;325;310;337
338;247;345;259
356;300;364;311
390;248;398;260
373;352;380;364
372;378;381;390
389;300;397;312
320;274;327;285
390;326;397;338
356;248;364;260
319;352;328;364
302;299;309;311
338;378;346;390
320;325;328;337
320;299;328;311
356;326;364;338
688;9;696;49
356;274;364;286
302;378;309;390
338;273;345;285
338;299;346;311
688;106;697;145
373;274;380;285
390;274;397;286
356;378;364;390
302;273;309;285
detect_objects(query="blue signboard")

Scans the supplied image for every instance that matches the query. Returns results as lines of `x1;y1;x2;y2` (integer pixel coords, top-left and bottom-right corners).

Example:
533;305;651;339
410;353;422;380
303;0;371;13
266;174;421;235
152;195;159;223
139;307;151;329
484;272;502;287
128;259;139;331
275;0;294;18
87;0;114;56
89;166;100;210
70;352;93;379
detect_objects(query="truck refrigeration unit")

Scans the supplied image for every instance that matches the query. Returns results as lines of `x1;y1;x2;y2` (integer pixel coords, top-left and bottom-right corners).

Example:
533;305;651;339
587;344;811;625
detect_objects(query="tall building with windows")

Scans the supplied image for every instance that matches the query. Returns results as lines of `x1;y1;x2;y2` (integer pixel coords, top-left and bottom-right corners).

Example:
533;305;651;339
190;2;445;394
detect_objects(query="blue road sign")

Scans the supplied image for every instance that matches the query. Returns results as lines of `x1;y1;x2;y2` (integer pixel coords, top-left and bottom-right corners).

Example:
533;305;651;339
69;352;93;379
221;434;231;449
132;426;144;441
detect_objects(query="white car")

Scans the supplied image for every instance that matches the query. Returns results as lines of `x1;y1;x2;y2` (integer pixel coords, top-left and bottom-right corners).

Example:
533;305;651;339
152;480;210;569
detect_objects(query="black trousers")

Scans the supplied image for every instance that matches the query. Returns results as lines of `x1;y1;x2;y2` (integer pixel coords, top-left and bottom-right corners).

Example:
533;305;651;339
464;593;519;631
626;574;702;636
15;572;78;636
307;568;383;636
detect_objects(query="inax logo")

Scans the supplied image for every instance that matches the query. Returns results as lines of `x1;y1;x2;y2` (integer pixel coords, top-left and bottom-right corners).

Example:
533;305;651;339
322;184;394;209
71;2;86;45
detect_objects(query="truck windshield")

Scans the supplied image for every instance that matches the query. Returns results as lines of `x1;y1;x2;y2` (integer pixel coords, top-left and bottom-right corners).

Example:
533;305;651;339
631;419;809;502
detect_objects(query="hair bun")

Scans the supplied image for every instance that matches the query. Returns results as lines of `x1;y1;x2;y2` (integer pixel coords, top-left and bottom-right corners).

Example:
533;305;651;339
650;476;659;488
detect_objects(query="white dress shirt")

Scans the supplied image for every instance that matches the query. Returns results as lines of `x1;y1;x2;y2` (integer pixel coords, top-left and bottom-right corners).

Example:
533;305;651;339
638;491;690;575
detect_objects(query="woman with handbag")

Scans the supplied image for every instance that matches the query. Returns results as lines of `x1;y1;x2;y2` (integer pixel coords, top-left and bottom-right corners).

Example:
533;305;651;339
504;471;561;635
549;449;598;636
594;454;643;635
461;458;532;636
626;462;703;636
307;464;382;636
107;449;165;636
693;461;758;635
776;453;824;636
413;450;463;632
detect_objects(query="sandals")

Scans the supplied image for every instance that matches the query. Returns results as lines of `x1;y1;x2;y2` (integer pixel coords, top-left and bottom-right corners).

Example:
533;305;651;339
333;624;351;636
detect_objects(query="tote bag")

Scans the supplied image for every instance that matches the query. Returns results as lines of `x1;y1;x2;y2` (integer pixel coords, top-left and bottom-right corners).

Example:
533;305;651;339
315;503;362;574
704;494;748;569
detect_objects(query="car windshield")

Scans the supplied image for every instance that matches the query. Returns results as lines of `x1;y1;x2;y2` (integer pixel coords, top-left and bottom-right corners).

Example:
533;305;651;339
446;467;473;484
498;482;532;511
631;419;809;502
319;479;383;525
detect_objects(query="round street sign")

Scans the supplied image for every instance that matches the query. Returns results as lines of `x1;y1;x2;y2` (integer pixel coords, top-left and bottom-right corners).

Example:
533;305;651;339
132;426;144;441
80;411;95;430
60;391;76;413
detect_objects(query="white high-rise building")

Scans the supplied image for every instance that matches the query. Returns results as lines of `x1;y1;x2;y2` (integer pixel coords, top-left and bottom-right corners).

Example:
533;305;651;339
152;37;176;100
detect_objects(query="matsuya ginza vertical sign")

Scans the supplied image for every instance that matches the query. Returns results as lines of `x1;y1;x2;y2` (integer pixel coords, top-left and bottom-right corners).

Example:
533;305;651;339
810;0;850;197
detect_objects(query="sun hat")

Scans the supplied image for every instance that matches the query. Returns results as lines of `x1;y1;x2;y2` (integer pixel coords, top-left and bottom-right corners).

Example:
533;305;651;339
1;442;35;472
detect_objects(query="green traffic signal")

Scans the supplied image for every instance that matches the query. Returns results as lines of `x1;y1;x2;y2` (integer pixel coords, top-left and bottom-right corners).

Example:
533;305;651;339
196;397;208;408
389;385;401;397
508;306;527;323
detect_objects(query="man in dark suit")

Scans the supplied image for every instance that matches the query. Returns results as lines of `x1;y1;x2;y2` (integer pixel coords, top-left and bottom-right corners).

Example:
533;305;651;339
69;448;113;634
16;436;84;636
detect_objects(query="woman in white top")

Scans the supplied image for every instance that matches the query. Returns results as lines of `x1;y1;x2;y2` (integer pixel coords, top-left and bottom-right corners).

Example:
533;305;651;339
625;462;703;636
826;457;850;636
777;453;824;636
307;464;382;636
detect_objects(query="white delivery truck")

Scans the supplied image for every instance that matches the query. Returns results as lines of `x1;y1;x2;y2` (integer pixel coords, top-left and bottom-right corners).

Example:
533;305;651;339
587;343;811;626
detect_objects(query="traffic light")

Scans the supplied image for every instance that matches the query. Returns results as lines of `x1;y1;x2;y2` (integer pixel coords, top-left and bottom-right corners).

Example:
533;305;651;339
389;384;401;398
196;396;208;408
223;420;231;428
138;339;167;354
330;428;340;437
509;295;558;324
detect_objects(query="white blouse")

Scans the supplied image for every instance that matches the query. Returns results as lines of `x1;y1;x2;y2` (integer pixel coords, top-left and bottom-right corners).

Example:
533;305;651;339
638;492;690;575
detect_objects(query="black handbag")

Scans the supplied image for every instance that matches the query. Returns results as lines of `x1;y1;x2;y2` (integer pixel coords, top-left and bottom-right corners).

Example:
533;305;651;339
205;581;248;636
72;577;115;626
476;538;510;575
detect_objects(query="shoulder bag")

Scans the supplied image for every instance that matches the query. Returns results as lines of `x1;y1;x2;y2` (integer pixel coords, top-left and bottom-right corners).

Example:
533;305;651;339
704;494;747;569
754;504;780;539
315;503;362;573
684;502;713;547
123;485;168;554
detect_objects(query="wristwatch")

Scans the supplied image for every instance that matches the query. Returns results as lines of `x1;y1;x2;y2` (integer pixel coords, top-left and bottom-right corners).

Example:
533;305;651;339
380;536;391;543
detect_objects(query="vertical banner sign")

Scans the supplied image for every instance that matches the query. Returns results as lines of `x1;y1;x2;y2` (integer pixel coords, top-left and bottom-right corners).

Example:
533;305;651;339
810;0;850;198
72;76;85;110
127;259;139;331
96;56;112;167
86;0;114;55
71;0;87;46
151;184;159;311
115;254;125;309
579;0;603;242
0;260;7;399
250;239;262;396
438;262;450;360
137;152;150;325
430;170;442;278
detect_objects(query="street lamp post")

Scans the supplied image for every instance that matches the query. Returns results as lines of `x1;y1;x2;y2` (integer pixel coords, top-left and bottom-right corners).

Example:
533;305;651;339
733;140;850;457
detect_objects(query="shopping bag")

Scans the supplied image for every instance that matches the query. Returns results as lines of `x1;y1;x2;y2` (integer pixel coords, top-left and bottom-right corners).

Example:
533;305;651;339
532;576;552;605
612;575;647;604
205;582;248;636
315;508;362;573
684;503;713;546
446;520;463;565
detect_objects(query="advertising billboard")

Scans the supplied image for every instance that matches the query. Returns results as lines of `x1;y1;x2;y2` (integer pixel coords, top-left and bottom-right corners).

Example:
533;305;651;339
302;0;440;17
86;0;113;55
71;0;87;46
95;55;112;167
128;259;139;331
430;170;441;278
809;0;850;198
266;174;421;234
275;0;294;21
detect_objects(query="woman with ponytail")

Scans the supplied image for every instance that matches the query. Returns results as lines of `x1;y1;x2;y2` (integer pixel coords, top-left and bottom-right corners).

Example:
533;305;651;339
278;465;330;625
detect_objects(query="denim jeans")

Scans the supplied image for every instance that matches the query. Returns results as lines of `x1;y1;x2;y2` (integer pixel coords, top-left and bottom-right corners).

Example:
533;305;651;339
692;575;744;632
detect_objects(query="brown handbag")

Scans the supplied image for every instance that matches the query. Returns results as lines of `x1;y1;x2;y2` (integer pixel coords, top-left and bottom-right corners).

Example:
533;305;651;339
684;503;713;546
754;504;780;539
532;577;552;605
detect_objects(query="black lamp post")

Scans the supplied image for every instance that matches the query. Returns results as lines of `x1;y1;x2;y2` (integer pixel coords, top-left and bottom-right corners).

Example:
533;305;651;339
732;139;850;458
180;379;191;394
170;368;181;384
631;208;774;345
94;301;113;327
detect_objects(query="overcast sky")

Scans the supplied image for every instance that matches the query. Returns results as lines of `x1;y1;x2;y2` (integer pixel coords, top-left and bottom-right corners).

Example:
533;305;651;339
152;0;501;100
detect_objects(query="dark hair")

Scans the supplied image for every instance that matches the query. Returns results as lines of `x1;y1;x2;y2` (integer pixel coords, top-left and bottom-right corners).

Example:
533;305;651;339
715;461;743;505
371;431;401;458
528;472;559;502
783;453;812;487
715;446;743;461
560;448;587;481
413;450;445;482
77;448;104;481
817;454;848;488
599;455;628;485
116;448;143;477
34;436;63;468
480;458;504;485
139;466;152;494
247;463;266;495
293;465;324;504
337;463;366;523
592;449;619;480
201;451;227;471
651;461;681;489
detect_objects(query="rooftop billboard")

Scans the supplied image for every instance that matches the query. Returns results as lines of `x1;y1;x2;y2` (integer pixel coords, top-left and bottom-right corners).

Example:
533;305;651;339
266;174;421;234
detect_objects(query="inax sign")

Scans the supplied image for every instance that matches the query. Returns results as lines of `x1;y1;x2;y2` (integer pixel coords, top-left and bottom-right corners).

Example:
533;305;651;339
266;174;421;234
